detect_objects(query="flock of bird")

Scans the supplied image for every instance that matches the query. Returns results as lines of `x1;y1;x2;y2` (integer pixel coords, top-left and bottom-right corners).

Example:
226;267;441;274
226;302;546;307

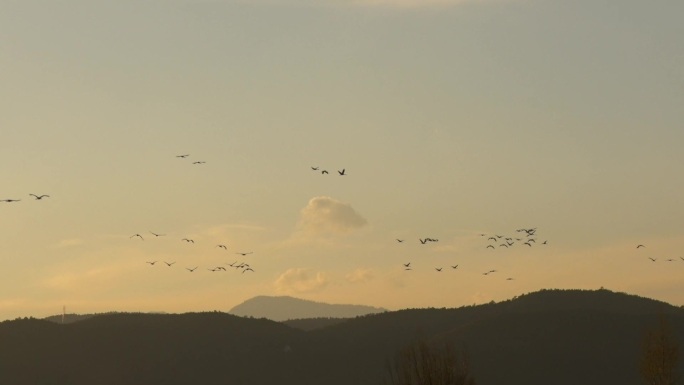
394;229;549;281
3;154;681;297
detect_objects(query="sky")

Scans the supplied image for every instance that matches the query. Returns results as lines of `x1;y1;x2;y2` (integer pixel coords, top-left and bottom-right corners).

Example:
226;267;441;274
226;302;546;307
1;0;683;320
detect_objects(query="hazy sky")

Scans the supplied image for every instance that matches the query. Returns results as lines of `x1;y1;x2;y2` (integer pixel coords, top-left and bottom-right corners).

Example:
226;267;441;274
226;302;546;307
1;0;683;320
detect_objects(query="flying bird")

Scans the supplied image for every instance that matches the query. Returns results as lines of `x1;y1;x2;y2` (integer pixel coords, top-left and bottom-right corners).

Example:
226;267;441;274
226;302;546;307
235;252;253;256
488;237;497;242
182;238;194;243
192;161;206;165
1;199;21;203
403;262;411;268
486;245;495;249
243;267;255;273
186;267;198;272
216;244;228;250
149;231;165;237
451;265;459;269
176;154;190;158
130;234;144;241
648;257;657;262
506;277;514;281
311;166;319;171
435;268;442;272
338;169;346;176
29;194;50;200
146;261;157;265
396;239;404;243
321;170;329;174
164;261;175;266
636;244;645;249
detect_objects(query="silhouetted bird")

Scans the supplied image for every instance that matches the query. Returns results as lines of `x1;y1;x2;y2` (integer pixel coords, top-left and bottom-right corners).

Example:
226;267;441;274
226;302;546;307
186;267;198;272
542;240;548;245
164;261;175;266
435;268;442;272
451;265;458;269
648;257;656;262
176;154;190;158
29;194;49;200
321;170;329;174
150;231;165;237
311;166;319;171
131;234;144;241
1;199;20;203
488;237;497;242
146;261;157;265
506;277;514;281
182;238;194;243
243;267;254;273
217;244;228;250
192;161;206;165
338;169;346;176
486;245;495;249
236;252;253;256
403;262;411;267
396;239;404;243
637;244;645;249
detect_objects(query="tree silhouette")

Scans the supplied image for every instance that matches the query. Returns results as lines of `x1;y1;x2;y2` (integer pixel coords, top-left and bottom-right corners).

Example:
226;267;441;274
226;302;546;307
640;313;680;385
383;340;475;385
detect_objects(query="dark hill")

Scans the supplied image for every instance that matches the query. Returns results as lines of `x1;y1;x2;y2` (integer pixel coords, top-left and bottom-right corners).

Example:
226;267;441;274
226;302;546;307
0;289;682;385
229;295;387;321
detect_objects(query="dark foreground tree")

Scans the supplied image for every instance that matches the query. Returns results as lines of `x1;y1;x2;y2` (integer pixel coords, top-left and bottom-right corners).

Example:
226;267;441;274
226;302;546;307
384;340;475;385
640;313;680;385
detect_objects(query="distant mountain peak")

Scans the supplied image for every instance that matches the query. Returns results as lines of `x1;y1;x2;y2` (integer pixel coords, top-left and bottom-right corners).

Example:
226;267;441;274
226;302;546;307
229;295;386;321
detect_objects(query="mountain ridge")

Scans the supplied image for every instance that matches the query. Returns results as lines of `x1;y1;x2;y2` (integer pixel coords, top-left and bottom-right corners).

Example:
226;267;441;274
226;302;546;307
3;288;681;385
229;295;387;321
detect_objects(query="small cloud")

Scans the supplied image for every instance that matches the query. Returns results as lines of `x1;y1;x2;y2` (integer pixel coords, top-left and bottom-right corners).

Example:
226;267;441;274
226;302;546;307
207;223;267;237
274;268;330;294
297;196;367;235
54;238;85;248
345;268;374;283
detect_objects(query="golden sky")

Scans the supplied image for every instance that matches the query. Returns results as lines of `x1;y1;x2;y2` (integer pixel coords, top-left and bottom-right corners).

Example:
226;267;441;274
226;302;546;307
1;0;683;320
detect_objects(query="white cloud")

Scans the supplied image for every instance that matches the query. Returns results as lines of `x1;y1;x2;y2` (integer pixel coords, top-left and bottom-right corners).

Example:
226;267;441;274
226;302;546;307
345;268;374;283
274;268;330;294
297;196;367;235
53;238;85;248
